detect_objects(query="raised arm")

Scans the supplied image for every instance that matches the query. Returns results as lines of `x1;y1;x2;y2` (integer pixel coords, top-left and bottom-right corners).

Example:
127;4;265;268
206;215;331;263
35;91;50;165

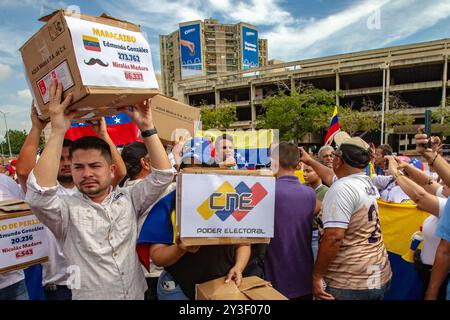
121;99;171;170
415;129;450;187
386;156;440;216
16;104;49;193
397;157;445;196
89;117;126;187
25;79;73;240
33;79;74;187
299;147;335;187
120;99;174;216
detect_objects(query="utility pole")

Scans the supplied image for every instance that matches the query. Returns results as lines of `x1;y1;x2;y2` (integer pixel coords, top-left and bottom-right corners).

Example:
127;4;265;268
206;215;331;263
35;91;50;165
0;110;12;159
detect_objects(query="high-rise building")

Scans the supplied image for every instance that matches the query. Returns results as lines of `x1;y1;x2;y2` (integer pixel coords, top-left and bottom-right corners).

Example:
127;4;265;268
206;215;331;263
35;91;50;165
160;18;268;96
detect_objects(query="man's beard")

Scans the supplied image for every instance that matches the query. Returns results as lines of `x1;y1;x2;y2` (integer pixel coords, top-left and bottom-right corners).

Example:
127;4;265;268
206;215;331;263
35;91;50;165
79;183;109;197
57;175;73;183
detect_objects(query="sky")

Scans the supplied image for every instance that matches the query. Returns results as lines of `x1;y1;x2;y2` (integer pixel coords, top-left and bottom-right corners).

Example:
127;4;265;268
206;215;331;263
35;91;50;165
0;0;449;134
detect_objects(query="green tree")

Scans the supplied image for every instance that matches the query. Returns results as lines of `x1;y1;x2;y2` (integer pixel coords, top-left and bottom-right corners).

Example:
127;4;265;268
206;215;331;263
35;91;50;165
340;95;414;137
432;97;449;132
1;130;45;156
257;84;337;143
200;100;238;130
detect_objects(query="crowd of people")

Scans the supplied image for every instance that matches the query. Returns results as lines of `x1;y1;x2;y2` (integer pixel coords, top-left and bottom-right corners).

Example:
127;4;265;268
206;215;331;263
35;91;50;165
0;79;449;300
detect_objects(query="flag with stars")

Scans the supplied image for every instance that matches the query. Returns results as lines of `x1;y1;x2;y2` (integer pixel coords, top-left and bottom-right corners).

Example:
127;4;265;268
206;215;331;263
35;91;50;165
64;112;139;146
195;129;274;170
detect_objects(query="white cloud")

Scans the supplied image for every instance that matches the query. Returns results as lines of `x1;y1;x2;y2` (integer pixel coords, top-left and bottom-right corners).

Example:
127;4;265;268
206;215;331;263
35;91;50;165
0;104;31;132
263;0;450;62
17;89;32;101
0;25;30;66
263;0;391;61
228;0;294;26
0;64;13;80
100;0;293;33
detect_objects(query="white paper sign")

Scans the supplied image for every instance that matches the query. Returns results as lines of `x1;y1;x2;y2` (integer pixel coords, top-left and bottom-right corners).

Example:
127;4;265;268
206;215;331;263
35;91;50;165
0;215;49;273
65;16;158;89
179;174;275;238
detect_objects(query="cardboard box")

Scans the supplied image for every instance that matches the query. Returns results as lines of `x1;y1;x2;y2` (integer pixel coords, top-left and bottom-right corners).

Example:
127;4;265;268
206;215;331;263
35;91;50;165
20;10;159;121
177;168;274;246
0;200;49;273
196;276;288;300
151;95;201;145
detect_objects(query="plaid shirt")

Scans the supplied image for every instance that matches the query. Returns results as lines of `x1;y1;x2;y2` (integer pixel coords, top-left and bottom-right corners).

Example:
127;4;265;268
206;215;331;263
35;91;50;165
25;168;174;300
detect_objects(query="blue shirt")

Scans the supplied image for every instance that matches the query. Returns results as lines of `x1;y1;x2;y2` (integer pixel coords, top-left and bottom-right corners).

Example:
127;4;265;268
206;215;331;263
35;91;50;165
435;197;450;242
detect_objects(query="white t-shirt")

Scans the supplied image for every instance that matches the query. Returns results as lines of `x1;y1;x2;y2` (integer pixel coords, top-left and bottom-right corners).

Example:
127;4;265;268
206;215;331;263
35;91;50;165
0;174;25;290
323;173;380;228
421;197;448;267
41;184;77;286
321;173;392;289
371;175;411;203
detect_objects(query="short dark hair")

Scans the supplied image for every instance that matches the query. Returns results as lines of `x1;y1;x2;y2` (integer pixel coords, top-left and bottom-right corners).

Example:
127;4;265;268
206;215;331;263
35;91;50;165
273;141;300;170
121;141;147;180
377;144;393;156
69;136;112;164
214;134;234;151
63;138;73;148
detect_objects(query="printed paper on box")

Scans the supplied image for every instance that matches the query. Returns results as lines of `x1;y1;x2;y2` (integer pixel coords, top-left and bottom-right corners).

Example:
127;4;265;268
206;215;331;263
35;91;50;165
180;173;275;238
65;16;158;89
36;60;75;104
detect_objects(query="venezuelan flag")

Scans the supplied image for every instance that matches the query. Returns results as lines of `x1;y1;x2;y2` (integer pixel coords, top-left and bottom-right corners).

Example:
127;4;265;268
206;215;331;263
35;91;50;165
82;35;101;52
324;106;340;145
378;200;430;300
65;112;139;146
196;129;274;169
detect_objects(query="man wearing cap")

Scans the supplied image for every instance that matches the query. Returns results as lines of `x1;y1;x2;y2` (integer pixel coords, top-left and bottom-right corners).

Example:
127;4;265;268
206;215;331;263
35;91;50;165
312;132;392;300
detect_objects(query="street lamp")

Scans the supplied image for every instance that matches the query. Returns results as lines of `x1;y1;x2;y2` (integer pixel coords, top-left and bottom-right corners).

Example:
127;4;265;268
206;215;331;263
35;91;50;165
0;110;12;159
380;63;389;145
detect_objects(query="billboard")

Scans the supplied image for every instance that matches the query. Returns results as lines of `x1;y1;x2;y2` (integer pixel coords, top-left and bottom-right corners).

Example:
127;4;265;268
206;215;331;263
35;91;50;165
241;26;259;70
179;23;203;78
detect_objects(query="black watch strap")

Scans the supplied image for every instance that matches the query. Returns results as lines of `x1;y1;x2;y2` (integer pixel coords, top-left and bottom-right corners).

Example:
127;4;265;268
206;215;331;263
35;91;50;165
141;128;157;138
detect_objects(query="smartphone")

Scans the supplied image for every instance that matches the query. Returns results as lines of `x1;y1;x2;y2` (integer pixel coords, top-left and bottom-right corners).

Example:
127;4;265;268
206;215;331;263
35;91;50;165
424;110;432;149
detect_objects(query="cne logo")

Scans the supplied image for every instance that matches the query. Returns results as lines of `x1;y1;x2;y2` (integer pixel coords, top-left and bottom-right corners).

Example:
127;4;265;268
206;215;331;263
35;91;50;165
197;181;267;222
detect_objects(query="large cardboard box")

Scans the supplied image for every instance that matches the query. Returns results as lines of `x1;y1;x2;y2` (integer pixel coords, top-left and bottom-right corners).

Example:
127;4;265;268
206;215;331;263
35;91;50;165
151;95;201;145
196;276;288;300
20;10;159;121
177;168;275;246
0;200;49;273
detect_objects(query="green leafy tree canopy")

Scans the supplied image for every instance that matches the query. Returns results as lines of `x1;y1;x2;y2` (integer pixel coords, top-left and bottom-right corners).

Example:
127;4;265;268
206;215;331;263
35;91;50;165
200;100;238;130
257;84;337;143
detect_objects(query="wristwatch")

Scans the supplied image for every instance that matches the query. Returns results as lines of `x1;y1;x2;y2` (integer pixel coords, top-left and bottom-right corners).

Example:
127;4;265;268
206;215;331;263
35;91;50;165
141;128;157;138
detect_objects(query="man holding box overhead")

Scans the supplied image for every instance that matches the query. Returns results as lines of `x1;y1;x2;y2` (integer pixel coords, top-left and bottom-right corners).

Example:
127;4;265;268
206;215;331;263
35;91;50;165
25;79;174;300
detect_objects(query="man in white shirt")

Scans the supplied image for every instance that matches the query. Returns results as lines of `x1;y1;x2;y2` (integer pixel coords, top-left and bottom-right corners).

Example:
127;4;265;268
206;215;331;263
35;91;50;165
17;106;126;300
311;132;392;300
0;174;28;300
25;79;174;300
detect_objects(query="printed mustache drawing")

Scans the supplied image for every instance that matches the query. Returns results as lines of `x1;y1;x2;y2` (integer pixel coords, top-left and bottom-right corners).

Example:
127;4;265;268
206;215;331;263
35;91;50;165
84;58;109;67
